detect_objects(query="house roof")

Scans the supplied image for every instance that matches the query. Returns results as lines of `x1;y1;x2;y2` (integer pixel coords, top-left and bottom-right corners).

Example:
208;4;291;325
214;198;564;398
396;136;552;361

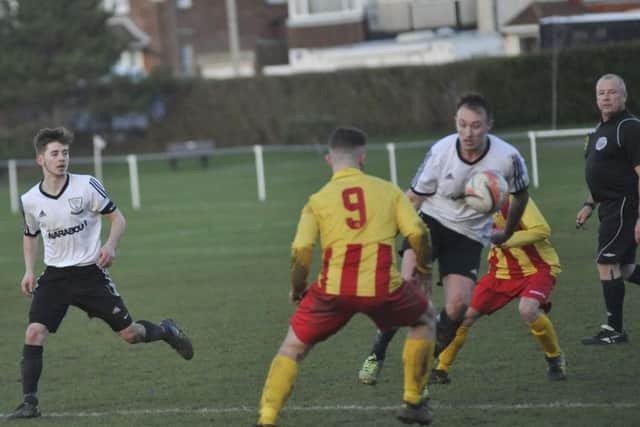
506;1;591;26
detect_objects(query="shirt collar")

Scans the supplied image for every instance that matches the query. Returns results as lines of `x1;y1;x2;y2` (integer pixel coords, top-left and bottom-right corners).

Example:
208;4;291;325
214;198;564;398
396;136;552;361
331;168;363;180
602;109;628;124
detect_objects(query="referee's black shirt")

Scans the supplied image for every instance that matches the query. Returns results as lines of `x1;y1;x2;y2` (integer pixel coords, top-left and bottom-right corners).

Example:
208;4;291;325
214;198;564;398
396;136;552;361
585;110;640;202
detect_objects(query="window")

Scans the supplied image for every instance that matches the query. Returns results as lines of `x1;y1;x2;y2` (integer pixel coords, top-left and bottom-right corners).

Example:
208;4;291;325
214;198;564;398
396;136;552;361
177;0;192;9
180;44;194;76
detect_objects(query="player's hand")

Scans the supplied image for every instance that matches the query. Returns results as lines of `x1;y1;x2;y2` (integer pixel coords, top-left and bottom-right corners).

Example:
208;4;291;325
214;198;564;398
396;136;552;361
635;219;640;244
491;228;509;246
20;272;35;296
576;205;593;229
97;245;115;268
413;268;433;296
290;286;308;304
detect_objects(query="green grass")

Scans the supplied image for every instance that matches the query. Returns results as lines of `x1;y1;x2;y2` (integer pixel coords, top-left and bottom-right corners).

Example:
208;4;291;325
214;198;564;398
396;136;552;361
0;138;639;426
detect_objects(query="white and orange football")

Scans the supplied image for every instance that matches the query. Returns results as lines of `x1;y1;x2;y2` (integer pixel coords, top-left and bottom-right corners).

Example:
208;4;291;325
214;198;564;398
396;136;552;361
463;170;508;213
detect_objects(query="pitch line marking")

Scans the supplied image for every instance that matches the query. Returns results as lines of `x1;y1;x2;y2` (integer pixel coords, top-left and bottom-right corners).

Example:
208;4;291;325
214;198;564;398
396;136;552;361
1;401;638;418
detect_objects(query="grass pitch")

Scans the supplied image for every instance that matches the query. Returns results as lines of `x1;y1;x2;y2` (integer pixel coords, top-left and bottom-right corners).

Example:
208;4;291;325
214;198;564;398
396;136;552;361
0;136;639;426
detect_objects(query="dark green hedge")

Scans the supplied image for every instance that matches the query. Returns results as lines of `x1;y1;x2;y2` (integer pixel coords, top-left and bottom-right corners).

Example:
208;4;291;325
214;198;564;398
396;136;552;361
148;42;640;148
3;42;640;156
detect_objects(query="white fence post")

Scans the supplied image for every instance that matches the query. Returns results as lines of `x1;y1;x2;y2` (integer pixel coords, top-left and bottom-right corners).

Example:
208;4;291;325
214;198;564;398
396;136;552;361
93;135;106;182
127;155;141;210
527;131;539;189
254;145;266;201
527;127;592;189
9;159;19;214
386;142;398;186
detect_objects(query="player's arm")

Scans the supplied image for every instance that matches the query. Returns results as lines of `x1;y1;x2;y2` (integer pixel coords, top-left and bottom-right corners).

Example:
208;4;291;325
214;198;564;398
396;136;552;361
290;201;318;303
492;188;529;245
499;198;549;248
621;121;640;243
406;189;426;210
21;235;39;296
635;164;640;243
396;192;432;290
576;192;596;228
99;208;126;268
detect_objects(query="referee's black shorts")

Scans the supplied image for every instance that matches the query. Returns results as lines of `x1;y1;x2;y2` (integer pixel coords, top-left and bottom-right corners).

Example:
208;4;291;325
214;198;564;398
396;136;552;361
29;264;133;333
597;195;639;265
400;212;483;282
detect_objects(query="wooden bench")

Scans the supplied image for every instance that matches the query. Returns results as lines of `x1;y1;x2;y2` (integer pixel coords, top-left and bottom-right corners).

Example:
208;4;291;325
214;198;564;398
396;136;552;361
166;140;215;169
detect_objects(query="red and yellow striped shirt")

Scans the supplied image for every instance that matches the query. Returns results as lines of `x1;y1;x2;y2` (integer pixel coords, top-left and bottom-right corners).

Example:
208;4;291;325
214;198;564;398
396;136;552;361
489;197;561;279
291;168;430;297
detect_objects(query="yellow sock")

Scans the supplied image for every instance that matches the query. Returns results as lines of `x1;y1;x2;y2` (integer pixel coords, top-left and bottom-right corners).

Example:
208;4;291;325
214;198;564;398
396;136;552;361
402;338;435;404
258;354;299;425
437;325;470;372
529;313;561;358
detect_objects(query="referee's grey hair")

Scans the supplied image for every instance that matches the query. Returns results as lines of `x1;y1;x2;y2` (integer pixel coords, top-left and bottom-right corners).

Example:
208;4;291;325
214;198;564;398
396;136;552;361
597;73;627;98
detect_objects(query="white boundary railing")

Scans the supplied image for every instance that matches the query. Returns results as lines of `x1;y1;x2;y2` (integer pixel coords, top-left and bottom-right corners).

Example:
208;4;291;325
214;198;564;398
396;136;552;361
527;128;592;188
0;141;429;213
2;129;591;212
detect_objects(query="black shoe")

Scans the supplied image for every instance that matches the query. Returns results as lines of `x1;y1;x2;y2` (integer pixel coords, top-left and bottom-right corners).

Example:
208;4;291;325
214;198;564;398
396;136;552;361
8;398;41;419
546;352;567;381
160;319;194;360
397;399;433;425
428;368;451;385
581;325;628;345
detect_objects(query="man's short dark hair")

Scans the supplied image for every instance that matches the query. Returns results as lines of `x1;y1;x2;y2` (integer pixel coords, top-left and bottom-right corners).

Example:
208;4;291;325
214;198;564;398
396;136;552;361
456;93;492;121
328;127;367;150
33;127;74;154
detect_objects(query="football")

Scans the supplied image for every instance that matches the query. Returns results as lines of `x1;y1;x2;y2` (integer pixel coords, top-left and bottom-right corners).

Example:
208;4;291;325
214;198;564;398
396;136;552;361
463;170;508;213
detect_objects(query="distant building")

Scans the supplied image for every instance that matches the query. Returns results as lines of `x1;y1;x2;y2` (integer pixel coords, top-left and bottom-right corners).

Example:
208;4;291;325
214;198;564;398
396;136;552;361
540;10;640;49
109;0;640;78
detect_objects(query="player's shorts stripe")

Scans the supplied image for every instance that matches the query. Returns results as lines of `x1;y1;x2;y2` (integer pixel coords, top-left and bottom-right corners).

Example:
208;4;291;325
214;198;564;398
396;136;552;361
339;244;362;295
90;178;109;199
374;244;392;296
596;196;626;261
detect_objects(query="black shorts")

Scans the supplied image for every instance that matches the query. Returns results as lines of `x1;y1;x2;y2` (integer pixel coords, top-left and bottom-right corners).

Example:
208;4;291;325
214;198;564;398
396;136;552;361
597;196;639;265
401;213;483;282
29;264;133;333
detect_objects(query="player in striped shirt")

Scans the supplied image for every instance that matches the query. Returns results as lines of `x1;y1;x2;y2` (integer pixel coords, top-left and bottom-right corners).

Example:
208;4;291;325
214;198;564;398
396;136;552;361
8;127;193;419
254;127;436;427
431;196;566;384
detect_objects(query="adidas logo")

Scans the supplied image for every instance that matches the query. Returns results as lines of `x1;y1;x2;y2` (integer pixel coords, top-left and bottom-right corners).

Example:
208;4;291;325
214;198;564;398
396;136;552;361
38;210;46;218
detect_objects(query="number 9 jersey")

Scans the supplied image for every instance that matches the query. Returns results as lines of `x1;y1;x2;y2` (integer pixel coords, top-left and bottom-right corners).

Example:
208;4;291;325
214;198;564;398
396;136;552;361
291;168;430;297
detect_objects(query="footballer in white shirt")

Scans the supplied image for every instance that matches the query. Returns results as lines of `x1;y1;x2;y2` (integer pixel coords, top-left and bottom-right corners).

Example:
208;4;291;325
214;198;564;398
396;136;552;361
358;94;529;387
9;127;194;419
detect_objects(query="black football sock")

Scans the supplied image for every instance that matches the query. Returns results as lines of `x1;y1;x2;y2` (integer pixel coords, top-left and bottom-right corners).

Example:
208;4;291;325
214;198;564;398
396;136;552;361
602;278;625;332
137;320;167;342
626;265;640;285
370;328;398;361
21;345;43;397
435;309;462;356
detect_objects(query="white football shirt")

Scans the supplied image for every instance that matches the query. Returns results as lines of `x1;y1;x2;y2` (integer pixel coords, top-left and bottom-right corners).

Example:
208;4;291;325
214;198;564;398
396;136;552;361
20;174;117;267
411;133;529;245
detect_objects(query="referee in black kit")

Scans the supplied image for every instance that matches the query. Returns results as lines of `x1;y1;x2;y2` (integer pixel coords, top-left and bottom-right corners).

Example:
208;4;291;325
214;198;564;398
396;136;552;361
577;73;640;345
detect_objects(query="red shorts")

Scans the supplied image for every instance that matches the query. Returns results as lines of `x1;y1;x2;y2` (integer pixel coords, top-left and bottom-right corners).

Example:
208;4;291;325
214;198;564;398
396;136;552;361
290;282;429;345
470;270;556;315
